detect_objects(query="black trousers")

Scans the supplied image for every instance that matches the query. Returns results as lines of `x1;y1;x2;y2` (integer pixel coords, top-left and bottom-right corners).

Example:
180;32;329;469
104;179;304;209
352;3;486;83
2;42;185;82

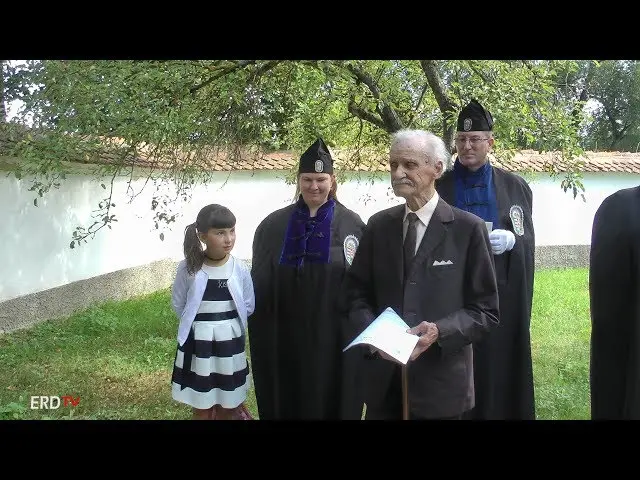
364;364;466;420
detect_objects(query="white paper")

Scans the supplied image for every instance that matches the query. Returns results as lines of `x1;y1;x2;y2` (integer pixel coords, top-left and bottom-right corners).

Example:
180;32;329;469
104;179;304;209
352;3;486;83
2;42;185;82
343;307;419;365
485;221;493;234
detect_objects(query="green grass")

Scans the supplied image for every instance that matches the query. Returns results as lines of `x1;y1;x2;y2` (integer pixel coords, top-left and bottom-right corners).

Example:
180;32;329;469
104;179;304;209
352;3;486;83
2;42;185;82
0;268;591;420
0;290;257;420
530;267;591;420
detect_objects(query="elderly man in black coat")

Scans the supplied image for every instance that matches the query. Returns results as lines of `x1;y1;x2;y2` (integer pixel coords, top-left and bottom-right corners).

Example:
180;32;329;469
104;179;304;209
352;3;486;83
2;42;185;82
340;129;499;420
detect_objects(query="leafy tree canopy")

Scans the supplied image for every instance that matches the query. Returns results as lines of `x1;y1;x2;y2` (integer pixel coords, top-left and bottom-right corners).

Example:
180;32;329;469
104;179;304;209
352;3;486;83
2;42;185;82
1;60;593;246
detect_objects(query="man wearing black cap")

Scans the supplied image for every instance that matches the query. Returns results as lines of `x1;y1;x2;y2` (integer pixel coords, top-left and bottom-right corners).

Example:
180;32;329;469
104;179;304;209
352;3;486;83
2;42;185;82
589;184;640;419
249;138;367;419
436;99;536;420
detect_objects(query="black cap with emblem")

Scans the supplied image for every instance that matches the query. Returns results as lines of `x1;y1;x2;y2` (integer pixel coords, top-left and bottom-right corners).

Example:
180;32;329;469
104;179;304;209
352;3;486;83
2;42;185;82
298;138;334;174
457;99;494;132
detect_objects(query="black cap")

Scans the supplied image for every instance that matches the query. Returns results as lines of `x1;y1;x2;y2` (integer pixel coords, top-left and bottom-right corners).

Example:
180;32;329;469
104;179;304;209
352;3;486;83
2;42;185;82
298;138;334;174
457;99;494;132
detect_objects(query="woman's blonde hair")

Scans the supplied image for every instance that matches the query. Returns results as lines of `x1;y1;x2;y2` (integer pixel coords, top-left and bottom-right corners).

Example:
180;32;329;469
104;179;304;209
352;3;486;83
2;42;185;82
292;174;338;204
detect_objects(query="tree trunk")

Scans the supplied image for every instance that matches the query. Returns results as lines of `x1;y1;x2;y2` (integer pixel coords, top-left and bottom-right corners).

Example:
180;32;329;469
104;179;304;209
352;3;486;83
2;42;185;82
420;60;457;151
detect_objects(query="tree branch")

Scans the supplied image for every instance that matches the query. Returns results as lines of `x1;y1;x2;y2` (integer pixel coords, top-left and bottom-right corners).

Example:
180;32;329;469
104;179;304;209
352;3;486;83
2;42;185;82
344;62;404;132
420;60;458;148
603;104;620;139
619;122;633;138
567;61;599;131
250;60;281;80
189;60;257;95
347;97;386;130
406;82;429;128
579;60;603;102
466;60;492;84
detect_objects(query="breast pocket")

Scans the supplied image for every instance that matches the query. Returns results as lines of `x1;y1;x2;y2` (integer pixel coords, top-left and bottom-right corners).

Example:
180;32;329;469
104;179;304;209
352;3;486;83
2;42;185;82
428;262;458;278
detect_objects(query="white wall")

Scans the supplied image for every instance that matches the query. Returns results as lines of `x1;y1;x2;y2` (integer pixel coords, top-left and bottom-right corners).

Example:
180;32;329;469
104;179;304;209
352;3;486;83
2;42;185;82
0;169;401;302
1;168;638;302
335;171;640;246
529;172;639;245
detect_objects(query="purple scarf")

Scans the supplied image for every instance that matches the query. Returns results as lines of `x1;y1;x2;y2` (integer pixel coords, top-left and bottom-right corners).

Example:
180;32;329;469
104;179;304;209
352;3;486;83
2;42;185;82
279;196;335;268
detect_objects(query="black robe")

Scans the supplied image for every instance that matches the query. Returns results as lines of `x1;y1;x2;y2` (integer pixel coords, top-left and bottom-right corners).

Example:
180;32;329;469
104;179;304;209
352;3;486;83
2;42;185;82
249;200;367;420
437;164;536;420
589;185;640;420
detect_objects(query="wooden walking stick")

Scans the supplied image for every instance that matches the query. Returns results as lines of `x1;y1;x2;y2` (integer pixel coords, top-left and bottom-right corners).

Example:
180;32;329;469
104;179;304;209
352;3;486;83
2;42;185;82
402;364;409;420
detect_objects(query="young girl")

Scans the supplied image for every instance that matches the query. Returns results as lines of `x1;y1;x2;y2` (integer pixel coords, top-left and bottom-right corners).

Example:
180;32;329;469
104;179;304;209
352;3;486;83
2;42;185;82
170;204;255;420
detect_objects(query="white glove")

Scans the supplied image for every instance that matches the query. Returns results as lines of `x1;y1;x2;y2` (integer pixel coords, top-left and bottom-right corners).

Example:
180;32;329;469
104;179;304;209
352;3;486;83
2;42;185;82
489;229;516;255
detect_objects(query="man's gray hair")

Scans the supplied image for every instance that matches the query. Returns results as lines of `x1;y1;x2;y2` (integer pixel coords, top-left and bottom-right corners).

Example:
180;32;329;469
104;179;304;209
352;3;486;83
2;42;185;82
390;129;450;169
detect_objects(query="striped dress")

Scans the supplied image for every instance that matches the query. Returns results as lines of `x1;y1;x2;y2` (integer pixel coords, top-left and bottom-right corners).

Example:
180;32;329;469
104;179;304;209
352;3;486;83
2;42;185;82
171;257;250;409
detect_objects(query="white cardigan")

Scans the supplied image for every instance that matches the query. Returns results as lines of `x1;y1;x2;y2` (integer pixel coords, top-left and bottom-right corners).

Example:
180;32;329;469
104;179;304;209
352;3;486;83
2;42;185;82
171;256;255;347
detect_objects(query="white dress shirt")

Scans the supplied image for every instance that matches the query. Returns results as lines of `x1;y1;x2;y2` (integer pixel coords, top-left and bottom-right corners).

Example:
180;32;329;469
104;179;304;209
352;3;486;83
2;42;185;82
403;191;440;255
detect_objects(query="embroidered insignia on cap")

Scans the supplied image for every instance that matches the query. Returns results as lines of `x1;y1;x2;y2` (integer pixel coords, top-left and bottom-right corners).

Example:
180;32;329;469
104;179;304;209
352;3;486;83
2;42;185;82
510;205;525;236
314;160;324;173
343;234;359;266
463;118;472;131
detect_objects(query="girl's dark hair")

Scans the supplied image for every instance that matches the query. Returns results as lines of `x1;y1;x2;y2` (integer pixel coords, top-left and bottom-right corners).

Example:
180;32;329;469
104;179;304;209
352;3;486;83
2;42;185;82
184;204;236;275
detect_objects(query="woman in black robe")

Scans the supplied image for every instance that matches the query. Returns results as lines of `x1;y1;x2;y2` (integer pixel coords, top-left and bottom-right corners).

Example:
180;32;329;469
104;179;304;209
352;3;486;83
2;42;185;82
248;138;367;420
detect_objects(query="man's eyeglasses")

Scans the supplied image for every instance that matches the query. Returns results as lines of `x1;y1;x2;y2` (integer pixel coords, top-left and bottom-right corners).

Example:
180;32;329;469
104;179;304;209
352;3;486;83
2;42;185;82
454;136;490;146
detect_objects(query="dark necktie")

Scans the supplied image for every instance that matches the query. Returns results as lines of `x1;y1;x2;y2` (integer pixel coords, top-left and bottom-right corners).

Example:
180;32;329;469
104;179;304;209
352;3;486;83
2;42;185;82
403;212;419;281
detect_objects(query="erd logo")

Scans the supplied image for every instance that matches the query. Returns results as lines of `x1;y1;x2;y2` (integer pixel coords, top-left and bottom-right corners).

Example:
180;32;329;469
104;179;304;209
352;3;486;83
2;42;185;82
30;395;80;410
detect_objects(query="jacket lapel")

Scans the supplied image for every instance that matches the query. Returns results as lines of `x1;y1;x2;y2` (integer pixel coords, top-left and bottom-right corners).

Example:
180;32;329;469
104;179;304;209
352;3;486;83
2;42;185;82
410;198;454;276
